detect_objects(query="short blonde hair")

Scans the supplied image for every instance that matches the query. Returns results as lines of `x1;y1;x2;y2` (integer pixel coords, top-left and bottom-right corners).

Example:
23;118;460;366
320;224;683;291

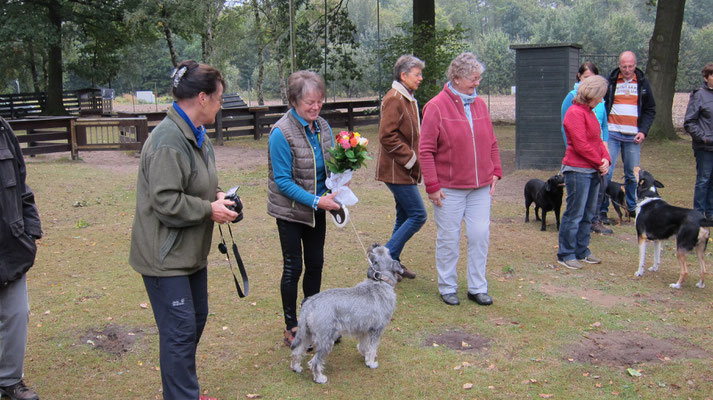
574;75;608;104
447;52;485;82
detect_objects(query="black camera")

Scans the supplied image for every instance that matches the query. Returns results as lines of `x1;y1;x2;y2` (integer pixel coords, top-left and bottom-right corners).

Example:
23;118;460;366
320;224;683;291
224;186;244;223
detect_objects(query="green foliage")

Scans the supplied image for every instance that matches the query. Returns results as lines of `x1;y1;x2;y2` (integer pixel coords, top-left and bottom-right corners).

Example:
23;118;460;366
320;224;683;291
676;23;713;92
475;30;515;94
382;23;469;105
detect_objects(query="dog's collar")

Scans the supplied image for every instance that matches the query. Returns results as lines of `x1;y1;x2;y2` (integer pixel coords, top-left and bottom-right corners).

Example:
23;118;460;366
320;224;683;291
369;266;397;287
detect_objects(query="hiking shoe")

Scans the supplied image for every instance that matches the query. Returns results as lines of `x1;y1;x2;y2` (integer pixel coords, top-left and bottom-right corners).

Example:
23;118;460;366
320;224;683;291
578;254;602;264
557;259;583;270
0;380;39;400
399;263;416;279
600;213;611;225
591;221;613;235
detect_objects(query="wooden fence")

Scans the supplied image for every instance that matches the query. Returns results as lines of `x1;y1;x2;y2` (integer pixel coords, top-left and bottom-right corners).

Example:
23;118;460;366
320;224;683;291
0;89;109;119
7;99;380;158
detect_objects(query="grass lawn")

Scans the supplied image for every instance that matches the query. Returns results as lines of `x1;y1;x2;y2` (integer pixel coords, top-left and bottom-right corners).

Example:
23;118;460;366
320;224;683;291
21;123;713;399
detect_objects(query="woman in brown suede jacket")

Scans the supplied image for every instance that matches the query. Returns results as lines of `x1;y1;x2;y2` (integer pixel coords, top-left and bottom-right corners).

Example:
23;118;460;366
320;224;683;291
374;55;427;280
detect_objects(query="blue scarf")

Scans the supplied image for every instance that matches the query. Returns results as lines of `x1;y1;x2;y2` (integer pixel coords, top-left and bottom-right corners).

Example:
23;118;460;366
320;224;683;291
447;81;478;129
173;101;206;148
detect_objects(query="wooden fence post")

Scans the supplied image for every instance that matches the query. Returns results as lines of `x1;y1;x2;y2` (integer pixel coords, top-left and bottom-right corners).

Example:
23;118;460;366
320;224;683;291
348;103;354;132
215;109;224;146
69;118;78;160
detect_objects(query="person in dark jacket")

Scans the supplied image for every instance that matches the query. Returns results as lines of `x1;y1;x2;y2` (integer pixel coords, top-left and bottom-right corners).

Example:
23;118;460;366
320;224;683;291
129;60;237;400
684;63;713;217
600;51;656;221
0;117;42;400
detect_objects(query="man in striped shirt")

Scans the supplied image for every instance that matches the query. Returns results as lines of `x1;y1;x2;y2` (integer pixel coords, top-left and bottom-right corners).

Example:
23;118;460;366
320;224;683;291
601;51;656;221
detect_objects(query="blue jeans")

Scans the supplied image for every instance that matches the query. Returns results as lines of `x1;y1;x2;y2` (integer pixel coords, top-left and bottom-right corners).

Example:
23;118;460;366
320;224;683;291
602;137;640;213
143;268;209;400
694;148;713;217
385;183;427;261
558;171;600;261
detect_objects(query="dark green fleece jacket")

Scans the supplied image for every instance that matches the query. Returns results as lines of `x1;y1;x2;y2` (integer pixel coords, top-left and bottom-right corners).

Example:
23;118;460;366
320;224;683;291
129;108;218;277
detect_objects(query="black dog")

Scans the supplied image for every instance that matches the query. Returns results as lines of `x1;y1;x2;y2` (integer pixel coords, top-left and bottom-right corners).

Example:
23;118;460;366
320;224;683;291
605;181;630;225
524;175;565;231
634;168;713;289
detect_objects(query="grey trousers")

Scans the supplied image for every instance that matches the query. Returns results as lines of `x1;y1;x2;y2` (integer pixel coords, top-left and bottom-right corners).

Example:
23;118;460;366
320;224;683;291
0;274;29;386
433;187;491;295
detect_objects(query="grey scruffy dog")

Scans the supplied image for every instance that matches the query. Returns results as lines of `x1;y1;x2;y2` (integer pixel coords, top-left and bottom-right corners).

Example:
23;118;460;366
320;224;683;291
290;244;403;384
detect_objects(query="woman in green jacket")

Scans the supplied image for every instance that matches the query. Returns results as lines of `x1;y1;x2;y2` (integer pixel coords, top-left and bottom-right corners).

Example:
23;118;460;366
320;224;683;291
129;60;237;400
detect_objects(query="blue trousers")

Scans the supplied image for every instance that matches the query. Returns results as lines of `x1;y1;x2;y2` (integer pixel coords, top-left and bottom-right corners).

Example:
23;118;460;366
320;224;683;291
384;183;427;262
558;171;599;261
602;137;640;213
693;148;713;217
143;268;209;400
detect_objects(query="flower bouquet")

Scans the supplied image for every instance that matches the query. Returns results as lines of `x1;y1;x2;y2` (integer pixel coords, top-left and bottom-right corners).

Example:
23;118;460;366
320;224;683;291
324;131;372;227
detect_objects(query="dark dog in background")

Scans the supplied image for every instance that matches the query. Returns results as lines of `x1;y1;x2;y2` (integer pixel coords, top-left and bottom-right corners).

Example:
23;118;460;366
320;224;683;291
634;168;713;289
524;175;565;231
605;181;631;225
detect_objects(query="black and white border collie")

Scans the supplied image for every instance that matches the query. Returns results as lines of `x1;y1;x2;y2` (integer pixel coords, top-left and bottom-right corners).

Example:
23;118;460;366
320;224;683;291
634;168;713;289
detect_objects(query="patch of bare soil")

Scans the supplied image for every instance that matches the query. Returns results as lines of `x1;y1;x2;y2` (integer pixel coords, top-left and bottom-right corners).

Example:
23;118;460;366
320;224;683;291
80;323;145;356
425;329;491;353
539;284;631;308
565;331;708;367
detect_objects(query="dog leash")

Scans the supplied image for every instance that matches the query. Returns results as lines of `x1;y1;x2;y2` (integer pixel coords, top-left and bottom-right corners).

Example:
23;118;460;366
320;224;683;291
217;224;249;298
348;213;372;267
348;213;397;287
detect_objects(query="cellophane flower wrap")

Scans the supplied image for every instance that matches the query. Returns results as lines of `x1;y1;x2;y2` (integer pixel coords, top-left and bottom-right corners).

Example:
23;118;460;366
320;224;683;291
325;131;371;206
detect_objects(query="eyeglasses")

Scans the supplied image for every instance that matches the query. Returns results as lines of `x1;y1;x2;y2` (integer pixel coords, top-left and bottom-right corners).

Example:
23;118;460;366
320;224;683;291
464;75;482;84
409;72;423;78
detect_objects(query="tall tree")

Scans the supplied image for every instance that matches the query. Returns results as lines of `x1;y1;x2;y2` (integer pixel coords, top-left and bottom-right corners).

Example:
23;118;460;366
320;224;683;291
645;0;686;140
413;0;435;60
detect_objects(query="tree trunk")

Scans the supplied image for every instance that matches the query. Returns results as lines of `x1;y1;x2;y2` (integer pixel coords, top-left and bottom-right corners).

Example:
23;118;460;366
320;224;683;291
160;6;179;67
277;57;287;104
252;0;265;105
413;0;435;60
45;0;66;115
645;0;686;140
26;42;41;93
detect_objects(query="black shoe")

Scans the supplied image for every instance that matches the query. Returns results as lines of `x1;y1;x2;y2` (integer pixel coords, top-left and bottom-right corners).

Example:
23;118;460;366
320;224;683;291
628;209;636;218
600;213;611;225
467;292;493;306
440;293;460;306
0;380;39;400
399;263;416;279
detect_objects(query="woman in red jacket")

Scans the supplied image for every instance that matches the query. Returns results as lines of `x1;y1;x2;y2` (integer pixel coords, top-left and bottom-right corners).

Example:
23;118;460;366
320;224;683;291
420;52;502;307
557;75;611;270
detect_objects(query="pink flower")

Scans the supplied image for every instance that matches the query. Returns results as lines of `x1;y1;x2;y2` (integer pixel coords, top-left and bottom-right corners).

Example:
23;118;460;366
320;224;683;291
340;139;350;149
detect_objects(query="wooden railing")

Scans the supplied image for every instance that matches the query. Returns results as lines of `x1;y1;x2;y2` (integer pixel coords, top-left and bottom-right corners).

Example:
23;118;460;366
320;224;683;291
7;99;381;158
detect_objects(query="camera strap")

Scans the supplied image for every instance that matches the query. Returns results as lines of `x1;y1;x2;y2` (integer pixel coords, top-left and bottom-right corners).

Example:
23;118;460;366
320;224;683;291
218;224;249;298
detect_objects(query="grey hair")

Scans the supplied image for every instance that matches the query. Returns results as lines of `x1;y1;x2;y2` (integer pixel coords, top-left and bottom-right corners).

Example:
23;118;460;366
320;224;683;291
574;75;608;104
447;52;485;82
287;70;326;108
393;55;425;82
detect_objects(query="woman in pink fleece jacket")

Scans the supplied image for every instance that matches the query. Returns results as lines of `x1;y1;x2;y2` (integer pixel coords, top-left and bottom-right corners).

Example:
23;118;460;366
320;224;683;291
420;52;502;307
557;75;611;270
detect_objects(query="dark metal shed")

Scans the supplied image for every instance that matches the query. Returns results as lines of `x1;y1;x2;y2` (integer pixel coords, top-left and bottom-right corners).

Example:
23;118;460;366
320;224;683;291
510;43;582;170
